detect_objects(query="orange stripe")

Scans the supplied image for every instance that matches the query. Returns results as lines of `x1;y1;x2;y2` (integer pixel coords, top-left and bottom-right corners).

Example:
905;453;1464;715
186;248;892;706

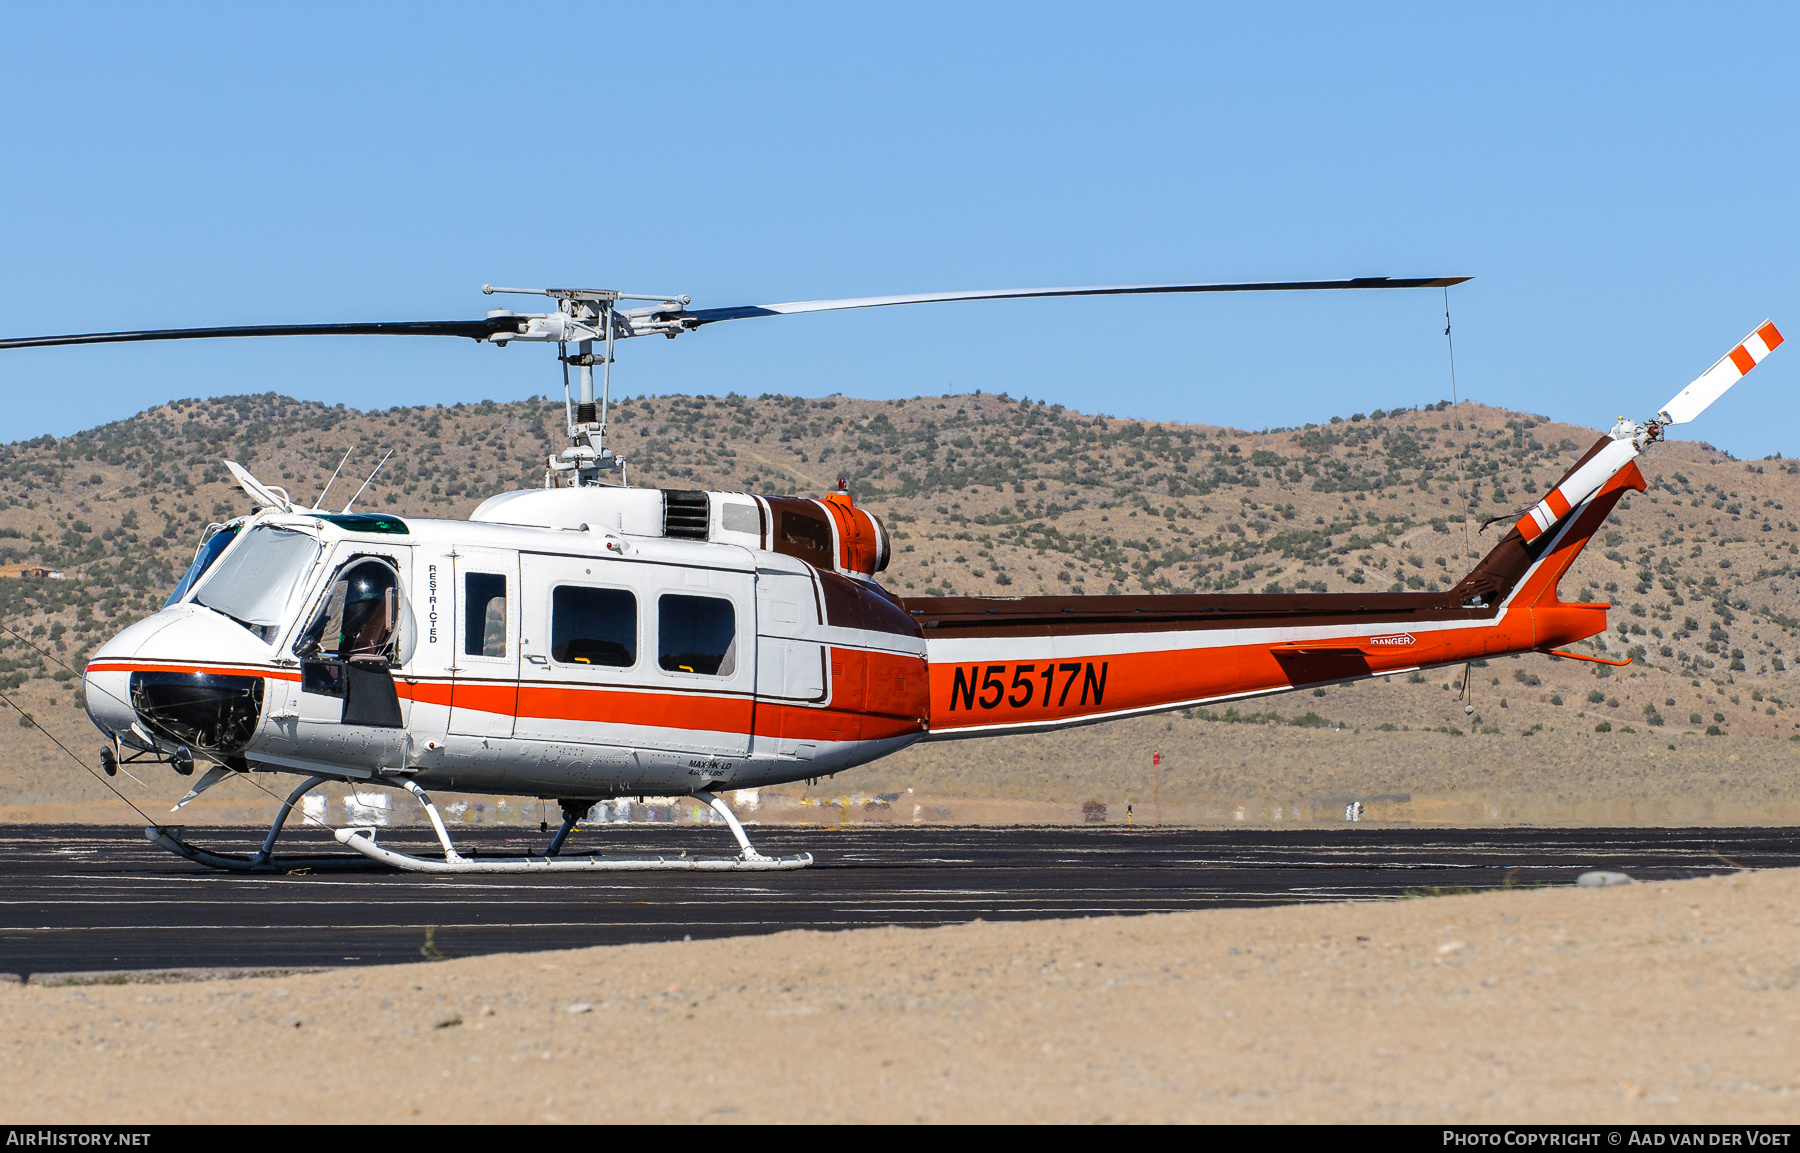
1545;489;1572;519
88;658;930;744
487;649;927;740
923;599;1613;734
1759;321;1784;351
750;647;928;743
509;684;924;744
515;684;756;732
1516;517;1543;543
1729;344;1756;374
85;661;301;682
755;700;922;743
402;681;453;706
449;681;517;714
853;648;931;720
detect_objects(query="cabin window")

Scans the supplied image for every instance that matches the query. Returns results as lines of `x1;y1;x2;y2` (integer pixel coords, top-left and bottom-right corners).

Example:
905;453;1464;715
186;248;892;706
550;586;636;667
463;573;507;658
779;511;834;567
658;594;737;676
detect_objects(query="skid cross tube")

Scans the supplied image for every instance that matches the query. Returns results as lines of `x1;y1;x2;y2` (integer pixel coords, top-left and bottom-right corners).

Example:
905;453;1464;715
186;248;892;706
544;810;578;857
332;784;812;873
254;773;328;864
696;789;772;862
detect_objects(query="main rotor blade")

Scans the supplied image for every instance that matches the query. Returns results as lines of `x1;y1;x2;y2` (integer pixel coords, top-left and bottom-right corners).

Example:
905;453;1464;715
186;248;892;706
1658;320;1784;425
0;276;1474;350
674;276;1473;327
0;318;520;351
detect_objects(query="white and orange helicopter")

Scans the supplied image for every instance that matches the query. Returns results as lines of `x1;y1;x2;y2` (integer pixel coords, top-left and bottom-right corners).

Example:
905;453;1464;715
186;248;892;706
0;280;1781;872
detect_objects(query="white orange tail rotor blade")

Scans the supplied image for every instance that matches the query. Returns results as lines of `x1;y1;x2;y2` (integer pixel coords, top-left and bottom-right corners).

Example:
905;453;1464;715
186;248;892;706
1658;320;1784;426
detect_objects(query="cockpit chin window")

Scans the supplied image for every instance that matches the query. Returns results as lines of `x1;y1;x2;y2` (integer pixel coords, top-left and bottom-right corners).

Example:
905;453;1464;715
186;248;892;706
293;558;417;667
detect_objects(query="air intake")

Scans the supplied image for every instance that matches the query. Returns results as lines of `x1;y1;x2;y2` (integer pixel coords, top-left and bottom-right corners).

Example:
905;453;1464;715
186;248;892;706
662;490;710;540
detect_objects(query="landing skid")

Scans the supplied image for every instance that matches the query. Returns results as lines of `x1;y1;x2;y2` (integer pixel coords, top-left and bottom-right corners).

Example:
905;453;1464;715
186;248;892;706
146;826;385;872
145;774;383;873
143;774;811;874
331;782;812;874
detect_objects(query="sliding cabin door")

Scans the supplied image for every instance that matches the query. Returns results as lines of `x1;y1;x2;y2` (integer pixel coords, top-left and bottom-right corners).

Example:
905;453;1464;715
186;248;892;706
515;552;754;759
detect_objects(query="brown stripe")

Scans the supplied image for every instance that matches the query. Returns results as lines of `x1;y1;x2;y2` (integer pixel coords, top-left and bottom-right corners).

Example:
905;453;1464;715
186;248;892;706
902;591;1496;639
821;570;923;637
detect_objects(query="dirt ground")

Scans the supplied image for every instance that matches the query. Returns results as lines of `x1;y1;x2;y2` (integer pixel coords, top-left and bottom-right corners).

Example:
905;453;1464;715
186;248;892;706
4;867;1799;1123
15;713;1800;831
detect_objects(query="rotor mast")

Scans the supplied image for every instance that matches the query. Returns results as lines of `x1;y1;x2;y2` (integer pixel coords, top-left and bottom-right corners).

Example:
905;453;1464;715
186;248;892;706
482;284;690;488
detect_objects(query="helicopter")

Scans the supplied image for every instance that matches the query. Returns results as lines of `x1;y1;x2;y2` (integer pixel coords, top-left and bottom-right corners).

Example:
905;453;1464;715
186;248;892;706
0;280;1780;872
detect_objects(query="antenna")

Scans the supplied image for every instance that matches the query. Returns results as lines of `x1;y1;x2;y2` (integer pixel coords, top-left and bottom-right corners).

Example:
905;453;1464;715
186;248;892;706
342;448;394;513
1443;286;1459;407
315;447;354;511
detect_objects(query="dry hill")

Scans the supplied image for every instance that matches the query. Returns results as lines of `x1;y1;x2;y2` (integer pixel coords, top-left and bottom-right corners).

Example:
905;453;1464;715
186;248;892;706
2;389;1798;824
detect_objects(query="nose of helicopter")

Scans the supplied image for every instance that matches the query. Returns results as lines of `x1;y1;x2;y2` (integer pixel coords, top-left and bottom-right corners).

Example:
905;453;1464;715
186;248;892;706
83;613;180;748
83;607;269;757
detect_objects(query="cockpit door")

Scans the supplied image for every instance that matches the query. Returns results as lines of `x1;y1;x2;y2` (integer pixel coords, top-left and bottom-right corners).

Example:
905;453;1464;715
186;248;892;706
288;544;414;768
449;548;520;737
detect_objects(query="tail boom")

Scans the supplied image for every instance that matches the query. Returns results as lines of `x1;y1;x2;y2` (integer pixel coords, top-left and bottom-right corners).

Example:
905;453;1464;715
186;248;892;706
907;445;1642;739
916;605;1606;739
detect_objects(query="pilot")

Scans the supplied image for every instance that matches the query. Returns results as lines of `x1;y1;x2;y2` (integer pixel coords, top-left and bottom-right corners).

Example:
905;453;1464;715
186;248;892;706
296;560;401;665
339;567;397;663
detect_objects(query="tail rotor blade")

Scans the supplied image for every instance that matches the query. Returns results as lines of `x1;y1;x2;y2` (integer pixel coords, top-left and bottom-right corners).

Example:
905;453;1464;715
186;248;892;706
1658;320;1784;425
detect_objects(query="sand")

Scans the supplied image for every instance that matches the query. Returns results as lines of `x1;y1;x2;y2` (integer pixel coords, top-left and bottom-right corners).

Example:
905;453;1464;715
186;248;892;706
18;715;1800;832
4;867;1799;1123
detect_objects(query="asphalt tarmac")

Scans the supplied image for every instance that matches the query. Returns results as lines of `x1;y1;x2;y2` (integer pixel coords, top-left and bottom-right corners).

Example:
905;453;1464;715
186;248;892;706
2;822;1795;978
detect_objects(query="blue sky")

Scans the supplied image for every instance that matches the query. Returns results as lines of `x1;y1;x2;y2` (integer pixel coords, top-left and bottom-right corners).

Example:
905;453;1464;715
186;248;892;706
1;4;1795;455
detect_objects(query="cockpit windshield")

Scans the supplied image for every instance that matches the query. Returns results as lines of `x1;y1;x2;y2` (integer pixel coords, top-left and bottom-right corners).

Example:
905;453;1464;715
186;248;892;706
191;524;323;640
164;521;242;608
